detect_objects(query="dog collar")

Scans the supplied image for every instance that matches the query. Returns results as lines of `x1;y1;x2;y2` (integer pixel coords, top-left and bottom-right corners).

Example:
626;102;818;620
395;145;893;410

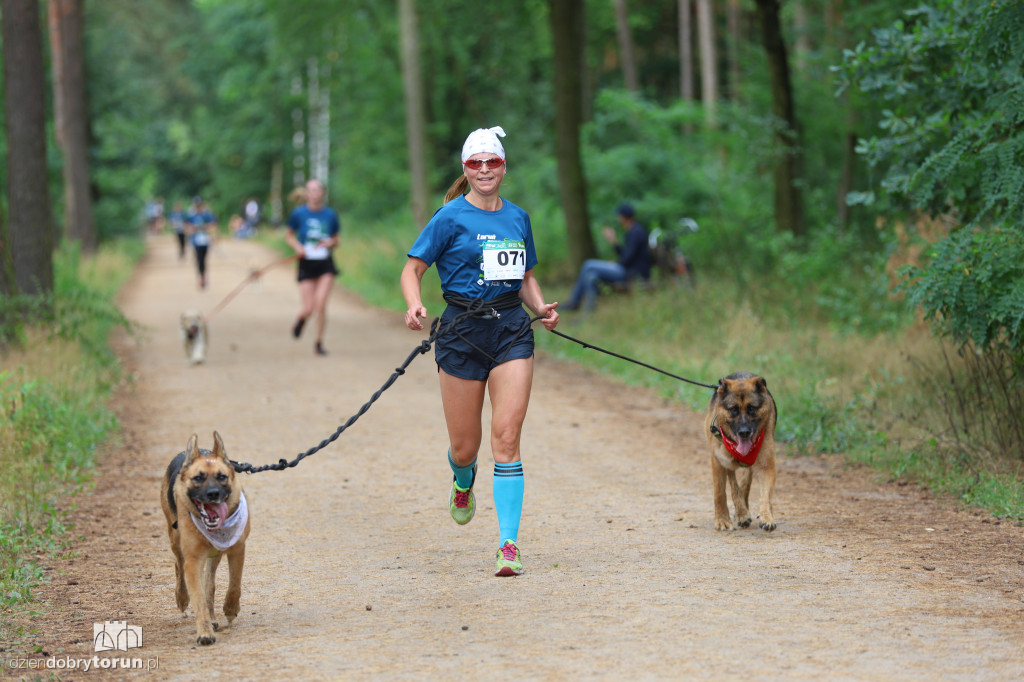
711;417;765;467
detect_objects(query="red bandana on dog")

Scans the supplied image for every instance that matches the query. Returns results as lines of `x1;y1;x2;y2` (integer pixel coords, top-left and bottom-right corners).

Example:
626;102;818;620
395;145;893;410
719;427;765;468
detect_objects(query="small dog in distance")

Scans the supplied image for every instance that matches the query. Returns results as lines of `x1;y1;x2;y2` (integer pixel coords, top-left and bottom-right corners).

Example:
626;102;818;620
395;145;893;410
180;311;208;365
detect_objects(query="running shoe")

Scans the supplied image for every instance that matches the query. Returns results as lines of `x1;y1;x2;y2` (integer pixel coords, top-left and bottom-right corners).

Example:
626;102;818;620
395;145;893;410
315;341;327;356
292;317;306;339
495;540;523;576
448;464;477;525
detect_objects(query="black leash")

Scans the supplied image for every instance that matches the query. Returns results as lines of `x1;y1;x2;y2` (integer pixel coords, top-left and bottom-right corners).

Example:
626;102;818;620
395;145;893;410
548;329;720;390
230;295;513;473
231;300;716;474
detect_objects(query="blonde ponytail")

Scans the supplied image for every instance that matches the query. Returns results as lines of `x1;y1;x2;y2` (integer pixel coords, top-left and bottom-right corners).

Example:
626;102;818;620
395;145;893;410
443;175;469;204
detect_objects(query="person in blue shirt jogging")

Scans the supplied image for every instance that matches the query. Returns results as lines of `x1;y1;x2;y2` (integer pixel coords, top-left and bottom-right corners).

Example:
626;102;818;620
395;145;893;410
285;179;340;356
187;198;218;290
400;126;560;577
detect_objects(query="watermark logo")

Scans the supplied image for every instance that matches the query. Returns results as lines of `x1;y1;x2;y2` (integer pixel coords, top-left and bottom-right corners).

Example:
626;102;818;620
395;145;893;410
94;620;143;652
5;621;158;673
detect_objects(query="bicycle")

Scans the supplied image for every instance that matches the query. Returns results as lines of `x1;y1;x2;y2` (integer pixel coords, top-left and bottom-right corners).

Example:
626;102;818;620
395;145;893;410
648;217;698;288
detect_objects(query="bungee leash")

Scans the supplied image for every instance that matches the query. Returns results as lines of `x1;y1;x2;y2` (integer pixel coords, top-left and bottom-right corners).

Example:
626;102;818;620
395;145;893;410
204;254;299;323
229;293;515;474
231;298;717;474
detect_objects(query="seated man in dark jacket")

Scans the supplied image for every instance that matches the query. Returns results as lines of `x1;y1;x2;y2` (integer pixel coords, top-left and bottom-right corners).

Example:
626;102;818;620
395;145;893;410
564;203;652;312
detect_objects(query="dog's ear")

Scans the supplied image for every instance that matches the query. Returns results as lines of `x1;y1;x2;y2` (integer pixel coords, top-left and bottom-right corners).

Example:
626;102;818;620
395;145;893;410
716;377;729;398
212;431;229;462
184;433;201;465
755;376;768;393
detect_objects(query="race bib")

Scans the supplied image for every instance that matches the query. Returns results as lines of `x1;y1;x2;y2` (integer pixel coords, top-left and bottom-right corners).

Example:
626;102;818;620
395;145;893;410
304;244;329;260
303;220;328;260
482;240;526;281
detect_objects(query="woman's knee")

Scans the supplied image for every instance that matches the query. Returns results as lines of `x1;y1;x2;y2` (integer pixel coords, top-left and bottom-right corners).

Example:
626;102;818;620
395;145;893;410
449;438;482;464
490;424;523;461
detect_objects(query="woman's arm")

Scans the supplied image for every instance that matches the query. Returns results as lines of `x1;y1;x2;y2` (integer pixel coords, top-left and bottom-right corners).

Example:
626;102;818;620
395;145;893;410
520;269;559;331
283;229;305;258
401;257;430;330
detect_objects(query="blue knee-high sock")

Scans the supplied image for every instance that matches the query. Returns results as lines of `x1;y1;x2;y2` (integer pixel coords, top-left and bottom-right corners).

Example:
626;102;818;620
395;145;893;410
493;461;524;544
448;448;477;489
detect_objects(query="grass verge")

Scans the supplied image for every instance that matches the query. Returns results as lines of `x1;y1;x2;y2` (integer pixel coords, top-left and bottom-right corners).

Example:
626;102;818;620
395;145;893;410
0;240;140;646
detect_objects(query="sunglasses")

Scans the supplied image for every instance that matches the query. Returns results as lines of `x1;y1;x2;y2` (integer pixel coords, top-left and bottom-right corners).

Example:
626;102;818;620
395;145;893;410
462;157;506;171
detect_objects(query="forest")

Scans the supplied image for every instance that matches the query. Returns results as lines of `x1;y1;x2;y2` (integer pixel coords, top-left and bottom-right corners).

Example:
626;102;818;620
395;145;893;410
1;0;1023;605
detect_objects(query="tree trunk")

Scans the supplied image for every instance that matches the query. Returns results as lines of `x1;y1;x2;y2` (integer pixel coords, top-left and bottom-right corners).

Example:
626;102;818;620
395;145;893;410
548;0;595;268
792;0;809;73
0;193;13;300
678;0;694;134
2;0;56;295
755;0;804;236
398;0;430;228
307;57;330;186
678;0;694;101
833;0;855;234
291;73;306;188
696;0;717;127
48;0;97;252
727;0;742;100
613;0;639;92
269;158;283;226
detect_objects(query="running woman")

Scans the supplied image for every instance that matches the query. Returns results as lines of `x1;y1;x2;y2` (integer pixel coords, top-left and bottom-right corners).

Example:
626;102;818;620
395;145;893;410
400;126;560;576
285;178;340;356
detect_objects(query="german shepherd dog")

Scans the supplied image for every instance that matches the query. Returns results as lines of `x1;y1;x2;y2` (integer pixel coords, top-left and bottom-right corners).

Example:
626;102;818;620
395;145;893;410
180;311;208;365
704;372;778;531
160;432;250;645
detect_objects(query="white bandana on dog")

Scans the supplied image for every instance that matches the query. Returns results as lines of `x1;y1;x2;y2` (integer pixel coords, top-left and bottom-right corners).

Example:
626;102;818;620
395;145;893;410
461;126;506;162
190;492;248;552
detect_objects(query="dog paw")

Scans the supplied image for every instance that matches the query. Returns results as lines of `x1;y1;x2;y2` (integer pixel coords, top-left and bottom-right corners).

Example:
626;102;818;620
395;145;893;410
737;517;752;528
759;519;777;531
196;634;216;646
211;622;219;632
714;519;734;531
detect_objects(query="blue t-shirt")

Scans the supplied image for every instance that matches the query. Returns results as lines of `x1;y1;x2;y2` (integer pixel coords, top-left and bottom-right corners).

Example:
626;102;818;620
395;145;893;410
288;205;340;260
188;209;217;247
408;195;538;299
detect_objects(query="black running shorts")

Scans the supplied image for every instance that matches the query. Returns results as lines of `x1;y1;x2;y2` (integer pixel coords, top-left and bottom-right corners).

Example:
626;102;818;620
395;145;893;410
435;304;535;381
297;258;338;282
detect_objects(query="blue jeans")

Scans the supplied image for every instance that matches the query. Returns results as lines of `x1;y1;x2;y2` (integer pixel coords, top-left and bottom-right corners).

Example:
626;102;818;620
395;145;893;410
566;259;628;311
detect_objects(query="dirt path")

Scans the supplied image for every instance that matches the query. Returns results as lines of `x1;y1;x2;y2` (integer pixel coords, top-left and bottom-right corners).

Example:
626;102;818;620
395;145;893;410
6;235;1024;681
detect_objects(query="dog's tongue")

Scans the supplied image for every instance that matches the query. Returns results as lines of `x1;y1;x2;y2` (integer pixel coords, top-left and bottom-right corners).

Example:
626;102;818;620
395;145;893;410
735;437;754;457
203;502;229;528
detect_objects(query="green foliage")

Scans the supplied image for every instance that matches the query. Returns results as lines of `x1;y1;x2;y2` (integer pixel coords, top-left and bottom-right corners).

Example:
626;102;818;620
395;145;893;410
900;226;1024;358
775;225;909;334
838;0;1024;474
837;2;1019;216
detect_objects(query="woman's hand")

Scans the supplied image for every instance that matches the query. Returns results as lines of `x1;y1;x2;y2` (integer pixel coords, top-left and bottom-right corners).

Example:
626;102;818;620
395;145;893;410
405;305;428;331
537;302;559;331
